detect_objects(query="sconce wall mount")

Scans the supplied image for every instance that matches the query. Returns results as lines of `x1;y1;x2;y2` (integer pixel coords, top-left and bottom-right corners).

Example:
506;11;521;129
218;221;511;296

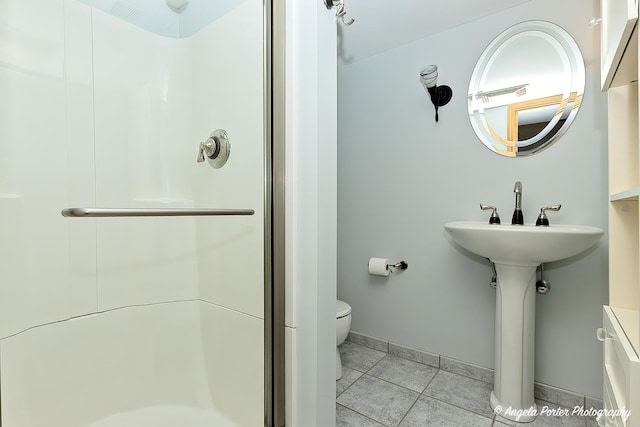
419;65;452;122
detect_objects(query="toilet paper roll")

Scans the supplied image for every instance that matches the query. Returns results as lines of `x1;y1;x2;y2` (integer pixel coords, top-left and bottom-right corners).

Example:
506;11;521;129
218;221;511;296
368;257;390;277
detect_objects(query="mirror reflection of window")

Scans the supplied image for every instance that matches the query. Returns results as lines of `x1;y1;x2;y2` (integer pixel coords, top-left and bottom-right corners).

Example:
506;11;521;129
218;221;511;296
507;93;577;143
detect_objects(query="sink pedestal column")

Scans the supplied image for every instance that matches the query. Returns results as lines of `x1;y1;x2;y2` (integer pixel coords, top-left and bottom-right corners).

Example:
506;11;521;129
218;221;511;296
491;262;538;423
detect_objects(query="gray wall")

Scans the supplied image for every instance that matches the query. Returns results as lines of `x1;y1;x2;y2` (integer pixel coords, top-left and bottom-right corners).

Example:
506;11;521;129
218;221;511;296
337;0;608;398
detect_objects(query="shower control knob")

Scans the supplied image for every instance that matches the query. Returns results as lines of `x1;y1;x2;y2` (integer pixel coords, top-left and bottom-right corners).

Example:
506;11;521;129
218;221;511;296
195;129;231;168
197;138;217;163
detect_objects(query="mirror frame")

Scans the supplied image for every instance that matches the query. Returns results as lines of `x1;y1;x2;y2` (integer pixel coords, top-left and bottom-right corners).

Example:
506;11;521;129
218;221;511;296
468;21;585;157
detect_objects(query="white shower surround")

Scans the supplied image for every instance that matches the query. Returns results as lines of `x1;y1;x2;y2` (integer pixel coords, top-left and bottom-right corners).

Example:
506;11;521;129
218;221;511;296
0;0;265;425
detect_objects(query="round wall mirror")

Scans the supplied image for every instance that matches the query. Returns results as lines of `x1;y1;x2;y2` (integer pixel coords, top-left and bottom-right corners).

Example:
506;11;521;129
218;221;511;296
468;21;585;157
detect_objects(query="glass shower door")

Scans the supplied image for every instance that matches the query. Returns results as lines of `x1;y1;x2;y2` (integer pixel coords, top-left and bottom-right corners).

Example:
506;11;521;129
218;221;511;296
0;0;268;425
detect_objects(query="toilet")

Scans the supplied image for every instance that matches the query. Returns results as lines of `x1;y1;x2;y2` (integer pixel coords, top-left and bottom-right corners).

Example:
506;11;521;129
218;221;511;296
336;300;352;380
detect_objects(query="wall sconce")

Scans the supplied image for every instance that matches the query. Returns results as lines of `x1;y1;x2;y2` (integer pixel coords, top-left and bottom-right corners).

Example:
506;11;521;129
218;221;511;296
419;65;452;122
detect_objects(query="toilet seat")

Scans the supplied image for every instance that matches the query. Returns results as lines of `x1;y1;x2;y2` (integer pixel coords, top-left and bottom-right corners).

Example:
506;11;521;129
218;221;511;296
336;300;351;319
336;300;352;380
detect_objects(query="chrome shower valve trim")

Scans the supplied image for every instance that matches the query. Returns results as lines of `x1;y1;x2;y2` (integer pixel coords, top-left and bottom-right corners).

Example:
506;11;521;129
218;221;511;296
196;129;230;168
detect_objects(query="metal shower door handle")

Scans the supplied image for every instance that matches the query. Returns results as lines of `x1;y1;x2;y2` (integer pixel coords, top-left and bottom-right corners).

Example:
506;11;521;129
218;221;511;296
61;207;254;217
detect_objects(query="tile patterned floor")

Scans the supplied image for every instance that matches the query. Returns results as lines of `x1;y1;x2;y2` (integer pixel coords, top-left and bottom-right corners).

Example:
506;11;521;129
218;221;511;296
336;341;598;427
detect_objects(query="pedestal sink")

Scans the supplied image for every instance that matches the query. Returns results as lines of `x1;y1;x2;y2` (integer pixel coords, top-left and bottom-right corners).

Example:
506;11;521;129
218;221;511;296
444;221;603;422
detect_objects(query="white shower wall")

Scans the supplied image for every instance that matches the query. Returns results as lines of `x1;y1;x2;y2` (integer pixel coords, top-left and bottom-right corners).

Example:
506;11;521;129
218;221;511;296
0;0;264;425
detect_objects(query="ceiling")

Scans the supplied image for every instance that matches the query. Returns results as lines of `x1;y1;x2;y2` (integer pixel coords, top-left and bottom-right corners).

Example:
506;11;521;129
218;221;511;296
76;0;532;54
78;0;246;37
335;0;532;64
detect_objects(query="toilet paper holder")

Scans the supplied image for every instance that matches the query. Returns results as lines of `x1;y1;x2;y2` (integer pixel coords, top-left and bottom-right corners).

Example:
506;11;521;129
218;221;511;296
388;261;408;272
368;257;408;277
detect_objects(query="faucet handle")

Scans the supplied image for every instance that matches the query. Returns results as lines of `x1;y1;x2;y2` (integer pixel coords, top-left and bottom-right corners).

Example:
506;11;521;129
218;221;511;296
480;204;501;224
535;205;562;226
197;138;215;163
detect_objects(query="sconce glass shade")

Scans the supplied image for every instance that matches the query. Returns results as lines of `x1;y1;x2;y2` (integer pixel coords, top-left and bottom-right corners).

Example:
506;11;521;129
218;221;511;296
420;65;452;121
420;65;439;89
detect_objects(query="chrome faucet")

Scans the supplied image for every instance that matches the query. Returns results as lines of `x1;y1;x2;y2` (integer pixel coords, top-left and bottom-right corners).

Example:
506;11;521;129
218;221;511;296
511;181;524;225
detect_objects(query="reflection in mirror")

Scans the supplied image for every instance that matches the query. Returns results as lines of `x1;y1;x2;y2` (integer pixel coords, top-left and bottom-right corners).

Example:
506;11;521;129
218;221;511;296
468;21;584;157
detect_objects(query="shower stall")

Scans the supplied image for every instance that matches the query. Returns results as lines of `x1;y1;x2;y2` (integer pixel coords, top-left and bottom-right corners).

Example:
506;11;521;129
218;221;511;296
0;0;284;425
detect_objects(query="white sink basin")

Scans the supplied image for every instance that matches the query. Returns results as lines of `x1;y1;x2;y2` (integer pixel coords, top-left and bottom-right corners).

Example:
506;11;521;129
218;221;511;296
443;220;603;421
444;221;603;265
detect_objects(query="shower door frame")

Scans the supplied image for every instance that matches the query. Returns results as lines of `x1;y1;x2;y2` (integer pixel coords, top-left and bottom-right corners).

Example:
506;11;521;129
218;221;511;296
0;0;284;424
265;0;286;426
